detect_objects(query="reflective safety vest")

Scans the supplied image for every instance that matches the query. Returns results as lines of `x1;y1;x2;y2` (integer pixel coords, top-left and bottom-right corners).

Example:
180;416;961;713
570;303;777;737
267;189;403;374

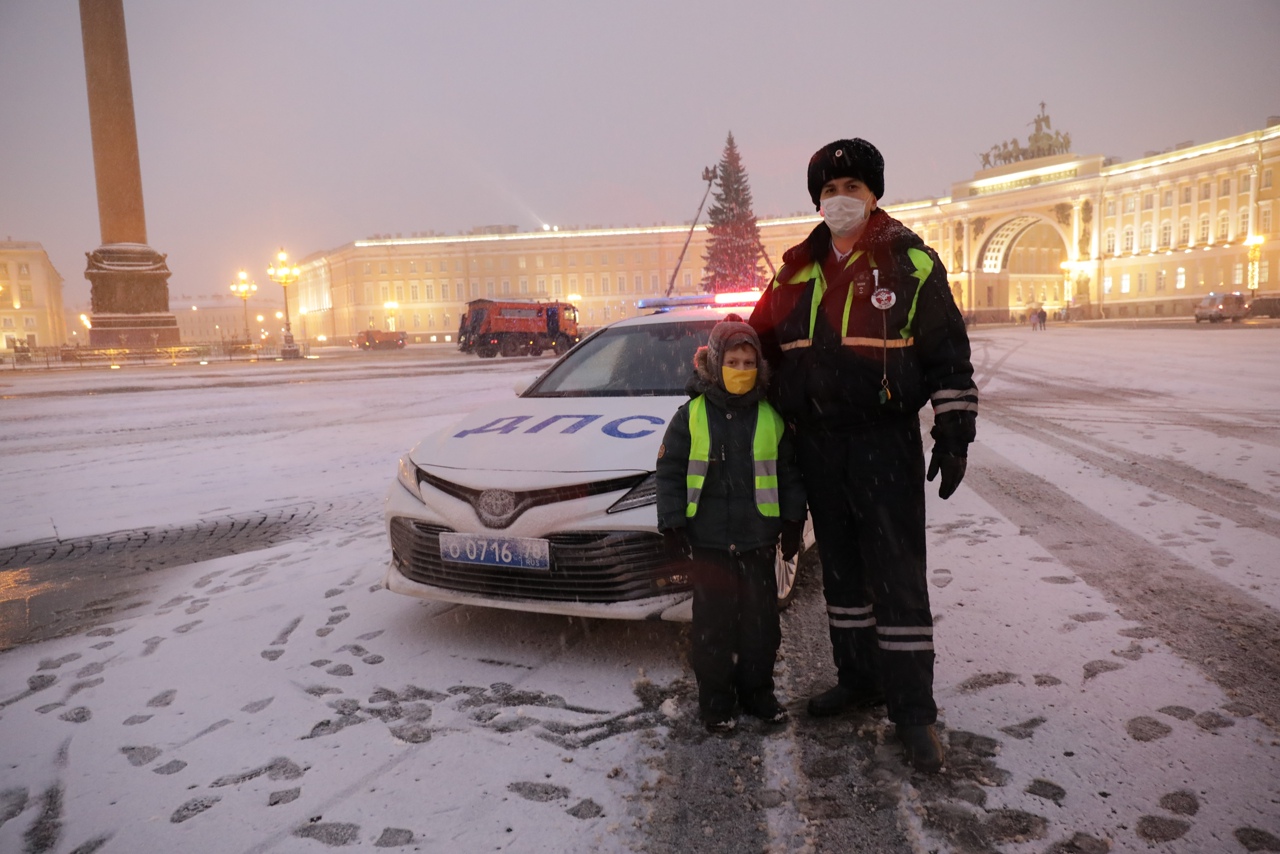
685;395;784;518
774;248;933;352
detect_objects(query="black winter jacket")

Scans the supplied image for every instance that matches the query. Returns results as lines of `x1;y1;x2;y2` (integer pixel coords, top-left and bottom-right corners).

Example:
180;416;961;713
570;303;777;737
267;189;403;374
748;210;978;454
655;355;806;552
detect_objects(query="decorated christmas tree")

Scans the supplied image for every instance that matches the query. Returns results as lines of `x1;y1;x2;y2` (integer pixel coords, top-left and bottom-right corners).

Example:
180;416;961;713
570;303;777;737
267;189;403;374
701;133;766;293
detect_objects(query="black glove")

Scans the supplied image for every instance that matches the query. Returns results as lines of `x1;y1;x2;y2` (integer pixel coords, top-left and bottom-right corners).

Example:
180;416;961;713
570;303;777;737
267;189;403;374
926;451;967;500
660;527;693;562
780;519;804;562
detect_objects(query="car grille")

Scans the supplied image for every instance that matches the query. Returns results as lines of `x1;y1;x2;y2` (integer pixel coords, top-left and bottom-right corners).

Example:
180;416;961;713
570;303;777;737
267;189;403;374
388;518;688;604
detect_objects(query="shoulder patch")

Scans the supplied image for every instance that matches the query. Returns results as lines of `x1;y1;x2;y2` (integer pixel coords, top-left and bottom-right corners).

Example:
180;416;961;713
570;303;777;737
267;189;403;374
657;443;665;459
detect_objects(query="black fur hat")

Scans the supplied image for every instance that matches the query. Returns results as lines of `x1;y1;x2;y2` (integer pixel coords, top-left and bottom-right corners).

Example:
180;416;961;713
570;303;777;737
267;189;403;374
807;138;884;209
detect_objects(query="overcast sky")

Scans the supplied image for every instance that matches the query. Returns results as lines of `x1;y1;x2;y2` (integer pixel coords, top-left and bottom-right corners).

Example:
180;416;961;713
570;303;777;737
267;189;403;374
3;0;1279;308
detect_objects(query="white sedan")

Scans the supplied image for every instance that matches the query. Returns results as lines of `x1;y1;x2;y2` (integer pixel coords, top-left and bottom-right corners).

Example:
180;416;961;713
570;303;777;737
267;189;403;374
383;297;808;621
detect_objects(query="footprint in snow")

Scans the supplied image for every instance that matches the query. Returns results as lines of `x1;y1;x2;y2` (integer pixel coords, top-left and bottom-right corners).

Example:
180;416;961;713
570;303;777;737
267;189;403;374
930;569;952;589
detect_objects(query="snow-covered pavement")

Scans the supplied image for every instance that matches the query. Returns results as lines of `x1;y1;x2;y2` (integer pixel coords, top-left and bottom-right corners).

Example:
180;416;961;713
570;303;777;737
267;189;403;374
1;326;1278;853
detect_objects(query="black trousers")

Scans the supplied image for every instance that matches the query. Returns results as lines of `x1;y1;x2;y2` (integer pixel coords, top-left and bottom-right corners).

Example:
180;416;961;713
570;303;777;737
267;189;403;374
797;418;937;726
688;545;780;718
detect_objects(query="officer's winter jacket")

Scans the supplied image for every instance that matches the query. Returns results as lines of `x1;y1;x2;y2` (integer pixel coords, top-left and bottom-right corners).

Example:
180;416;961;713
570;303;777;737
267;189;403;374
748;210;978;455
656;350;806;552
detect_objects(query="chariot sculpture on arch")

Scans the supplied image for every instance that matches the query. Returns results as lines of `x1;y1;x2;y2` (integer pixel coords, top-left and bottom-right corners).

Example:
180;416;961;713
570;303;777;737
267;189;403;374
979;103;1073;168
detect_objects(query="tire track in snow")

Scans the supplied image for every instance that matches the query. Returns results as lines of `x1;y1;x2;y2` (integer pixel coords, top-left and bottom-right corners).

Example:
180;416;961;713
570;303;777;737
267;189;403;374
966;442;1280;731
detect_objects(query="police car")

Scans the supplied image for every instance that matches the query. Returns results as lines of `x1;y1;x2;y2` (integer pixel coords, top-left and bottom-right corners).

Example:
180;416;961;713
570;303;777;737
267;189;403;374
383;292;810;621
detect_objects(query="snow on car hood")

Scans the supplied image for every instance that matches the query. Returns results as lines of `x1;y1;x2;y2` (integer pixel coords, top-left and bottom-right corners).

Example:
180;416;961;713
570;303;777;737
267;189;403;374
409;394;686;477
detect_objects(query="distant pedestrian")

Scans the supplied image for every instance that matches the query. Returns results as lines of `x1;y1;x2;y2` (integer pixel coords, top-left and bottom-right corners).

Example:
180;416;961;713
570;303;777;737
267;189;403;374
748;138;978;773
656;316;807;734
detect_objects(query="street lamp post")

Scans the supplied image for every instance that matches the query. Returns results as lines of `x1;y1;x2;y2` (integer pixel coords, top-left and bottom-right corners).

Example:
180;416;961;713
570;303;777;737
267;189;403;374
267;248;302;359
230;270;257;345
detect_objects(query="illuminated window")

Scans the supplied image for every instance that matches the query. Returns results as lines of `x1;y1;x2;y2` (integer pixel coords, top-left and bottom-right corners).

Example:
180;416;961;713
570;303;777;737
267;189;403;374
1162;190;1173;207
1218;213;1229;240
1200;182;1212;201
410;283;419;301
1104;276;1113;294
1160;222;1172;248
380;284;390;301
537;277;546;293
1137;272;1147;292
395;284;404;301
1262;261;1271;283
1263;209;1273;233
1120;274;1131;293
1264;169;1273;189
1199;215;1210;242
1123;227;1134;253
1124;196;1136;214
1176;267;1186;289
1157;270;1167;291
1241;174;1251;193
1182;186;1192;204
1239;210;1249;236
1221;178;1231;196
1105;199;1116;216
424;283;434;299
501;279;510;296
1140;223;1152;250
1180;219;1191;244
519;276;528;294
552;277;561;295
409;261;417;273
1234;264;1243;285
1105;230;1116;254
518;256;527;270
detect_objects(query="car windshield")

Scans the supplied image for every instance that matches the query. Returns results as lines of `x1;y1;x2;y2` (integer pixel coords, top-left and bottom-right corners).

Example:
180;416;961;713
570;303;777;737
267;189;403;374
526;319;717;397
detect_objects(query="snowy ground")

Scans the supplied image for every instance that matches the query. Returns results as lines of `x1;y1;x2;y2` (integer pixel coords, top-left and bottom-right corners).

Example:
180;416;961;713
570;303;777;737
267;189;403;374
0;326;1278;853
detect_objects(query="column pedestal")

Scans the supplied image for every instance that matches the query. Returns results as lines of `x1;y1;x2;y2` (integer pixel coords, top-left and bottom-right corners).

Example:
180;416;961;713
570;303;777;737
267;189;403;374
84;243;179;347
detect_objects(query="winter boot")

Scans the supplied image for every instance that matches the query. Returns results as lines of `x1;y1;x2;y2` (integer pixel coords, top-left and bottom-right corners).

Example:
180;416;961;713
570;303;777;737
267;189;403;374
897;724;944;773
806;682;885;717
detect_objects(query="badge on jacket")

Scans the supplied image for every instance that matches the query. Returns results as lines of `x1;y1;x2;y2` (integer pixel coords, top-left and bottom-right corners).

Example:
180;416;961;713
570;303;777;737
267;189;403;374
871;288;897;310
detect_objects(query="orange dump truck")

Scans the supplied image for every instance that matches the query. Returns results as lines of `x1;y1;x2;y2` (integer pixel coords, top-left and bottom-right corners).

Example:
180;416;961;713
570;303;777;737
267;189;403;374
458;299;580;358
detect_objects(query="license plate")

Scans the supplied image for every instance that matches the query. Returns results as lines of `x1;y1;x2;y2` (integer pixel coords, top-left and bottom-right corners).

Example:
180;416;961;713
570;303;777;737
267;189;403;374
438;532;551;570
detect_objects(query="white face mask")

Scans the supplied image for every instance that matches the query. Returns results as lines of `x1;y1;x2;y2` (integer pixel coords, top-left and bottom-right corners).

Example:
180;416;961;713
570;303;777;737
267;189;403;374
821;194;867;237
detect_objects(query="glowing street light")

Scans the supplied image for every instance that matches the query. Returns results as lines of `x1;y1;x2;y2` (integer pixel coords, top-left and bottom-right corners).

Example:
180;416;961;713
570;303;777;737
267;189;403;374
267;248;302;359
230;270;257;342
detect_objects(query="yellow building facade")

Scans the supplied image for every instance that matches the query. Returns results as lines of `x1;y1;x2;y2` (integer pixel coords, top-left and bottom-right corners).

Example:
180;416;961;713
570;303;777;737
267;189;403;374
295;119;1279;340
0;241;67;355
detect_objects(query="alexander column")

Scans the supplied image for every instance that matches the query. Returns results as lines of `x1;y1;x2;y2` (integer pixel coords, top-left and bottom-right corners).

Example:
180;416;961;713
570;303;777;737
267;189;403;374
79;0;179;347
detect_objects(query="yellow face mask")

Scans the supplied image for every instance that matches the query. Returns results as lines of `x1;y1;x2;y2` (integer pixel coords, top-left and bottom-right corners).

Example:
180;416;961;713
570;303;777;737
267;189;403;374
721;365;757;395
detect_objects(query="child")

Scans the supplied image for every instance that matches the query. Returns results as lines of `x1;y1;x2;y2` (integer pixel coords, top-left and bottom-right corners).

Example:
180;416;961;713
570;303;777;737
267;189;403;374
655;316;806;733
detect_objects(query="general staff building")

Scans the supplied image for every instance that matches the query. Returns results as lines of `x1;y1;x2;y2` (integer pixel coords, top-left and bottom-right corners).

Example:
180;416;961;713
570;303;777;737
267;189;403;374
292;120;1279;343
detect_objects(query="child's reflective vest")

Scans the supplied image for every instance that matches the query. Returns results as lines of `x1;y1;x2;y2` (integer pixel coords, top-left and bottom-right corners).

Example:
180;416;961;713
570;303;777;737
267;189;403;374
685;395;784;519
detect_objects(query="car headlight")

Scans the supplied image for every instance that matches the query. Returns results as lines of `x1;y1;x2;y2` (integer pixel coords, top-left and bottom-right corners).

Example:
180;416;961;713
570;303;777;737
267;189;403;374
396;455;424;502
607;472;657;514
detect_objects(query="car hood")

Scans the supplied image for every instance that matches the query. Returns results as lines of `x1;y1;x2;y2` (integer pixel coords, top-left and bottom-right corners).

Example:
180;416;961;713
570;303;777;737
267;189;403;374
409;394;686;477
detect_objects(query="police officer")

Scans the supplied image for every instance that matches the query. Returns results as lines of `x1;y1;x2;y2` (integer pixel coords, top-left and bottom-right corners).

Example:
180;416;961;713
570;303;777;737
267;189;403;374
748;138;977;773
